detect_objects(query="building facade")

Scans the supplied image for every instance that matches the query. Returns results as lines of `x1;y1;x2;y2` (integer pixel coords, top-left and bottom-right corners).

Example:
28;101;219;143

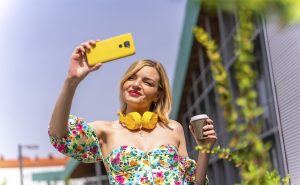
32;159;109;185
171;0;300;184
0;156;68;185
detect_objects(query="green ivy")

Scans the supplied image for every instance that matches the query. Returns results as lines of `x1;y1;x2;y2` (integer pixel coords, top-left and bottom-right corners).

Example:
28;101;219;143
202;0;300;25
192;0;298;183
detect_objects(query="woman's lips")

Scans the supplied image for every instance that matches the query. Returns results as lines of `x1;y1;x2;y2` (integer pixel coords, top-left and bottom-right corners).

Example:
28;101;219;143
128;90;141;96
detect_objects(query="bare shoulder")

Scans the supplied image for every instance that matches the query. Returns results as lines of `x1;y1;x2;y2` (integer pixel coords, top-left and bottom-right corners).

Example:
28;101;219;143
167;119;185;134
88;120;114;136
167;120;189;156
88;120;112;127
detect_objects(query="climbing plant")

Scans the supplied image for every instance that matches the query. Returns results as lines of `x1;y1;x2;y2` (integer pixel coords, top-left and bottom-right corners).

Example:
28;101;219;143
192;0;300;184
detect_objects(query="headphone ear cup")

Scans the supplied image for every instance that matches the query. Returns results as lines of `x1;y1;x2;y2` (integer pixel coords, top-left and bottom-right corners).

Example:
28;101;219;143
142;111;158;129
125;112;142;130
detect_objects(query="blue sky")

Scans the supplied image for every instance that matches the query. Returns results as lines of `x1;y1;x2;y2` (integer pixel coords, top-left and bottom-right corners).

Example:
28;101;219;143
0;0;187;159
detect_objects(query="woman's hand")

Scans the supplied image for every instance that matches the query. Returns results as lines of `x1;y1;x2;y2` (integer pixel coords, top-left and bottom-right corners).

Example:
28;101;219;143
189;118;217;150
67;40;102;83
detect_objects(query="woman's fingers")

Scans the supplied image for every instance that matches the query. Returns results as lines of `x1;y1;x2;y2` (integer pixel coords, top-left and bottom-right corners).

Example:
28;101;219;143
77;40;97;53
206;118;214;124
74;46;85;55
88;40;97;46
202;119;217;138
203;129;216;136
203;124;214;130
81;41;92;51
75;40;98;64
89;63;103;72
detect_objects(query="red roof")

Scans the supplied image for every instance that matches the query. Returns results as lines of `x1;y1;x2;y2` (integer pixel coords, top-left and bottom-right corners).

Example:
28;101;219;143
0;156;70;168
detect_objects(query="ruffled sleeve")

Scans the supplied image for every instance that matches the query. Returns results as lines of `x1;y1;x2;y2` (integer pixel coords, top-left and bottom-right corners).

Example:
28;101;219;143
180;156;209;185
48;115;102;163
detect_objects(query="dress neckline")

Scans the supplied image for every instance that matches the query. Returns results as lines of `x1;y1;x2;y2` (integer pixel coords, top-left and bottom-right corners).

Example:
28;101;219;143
103;144;178;161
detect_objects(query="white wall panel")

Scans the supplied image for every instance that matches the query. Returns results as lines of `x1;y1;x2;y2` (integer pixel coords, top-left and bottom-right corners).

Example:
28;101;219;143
265;16;300;184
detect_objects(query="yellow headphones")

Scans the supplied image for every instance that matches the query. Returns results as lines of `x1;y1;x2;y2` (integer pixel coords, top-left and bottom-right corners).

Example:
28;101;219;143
118;111;158;130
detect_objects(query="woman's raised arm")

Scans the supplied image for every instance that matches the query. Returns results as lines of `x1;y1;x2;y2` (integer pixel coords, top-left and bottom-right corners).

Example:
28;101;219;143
49;40;102;138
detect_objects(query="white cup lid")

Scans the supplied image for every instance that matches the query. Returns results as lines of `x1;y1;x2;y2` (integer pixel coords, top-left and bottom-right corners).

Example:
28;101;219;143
190;114;208;122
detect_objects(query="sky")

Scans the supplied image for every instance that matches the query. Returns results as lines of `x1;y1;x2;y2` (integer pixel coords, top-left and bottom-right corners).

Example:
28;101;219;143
0;0;187;159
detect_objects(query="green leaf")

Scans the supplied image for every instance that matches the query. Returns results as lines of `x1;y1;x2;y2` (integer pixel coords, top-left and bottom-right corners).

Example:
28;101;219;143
236;97;247;107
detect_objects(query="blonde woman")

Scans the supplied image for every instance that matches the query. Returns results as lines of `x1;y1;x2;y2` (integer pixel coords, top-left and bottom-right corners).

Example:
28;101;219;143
49;40;217;185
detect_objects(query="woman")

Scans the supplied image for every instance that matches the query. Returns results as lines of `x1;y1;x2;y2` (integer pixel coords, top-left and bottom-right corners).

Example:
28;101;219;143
48;40;217;185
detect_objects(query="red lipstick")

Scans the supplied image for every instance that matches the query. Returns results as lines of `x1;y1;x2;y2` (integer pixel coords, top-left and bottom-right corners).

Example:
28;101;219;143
128;90;141;96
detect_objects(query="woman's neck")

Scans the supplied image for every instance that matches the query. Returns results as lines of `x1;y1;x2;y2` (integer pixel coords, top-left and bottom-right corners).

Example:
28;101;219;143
126;106;151;115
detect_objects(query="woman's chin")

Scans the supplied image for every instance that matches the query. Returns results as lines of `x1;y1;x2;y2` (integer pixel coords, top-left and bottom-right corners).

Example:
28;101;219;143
125;100;149;109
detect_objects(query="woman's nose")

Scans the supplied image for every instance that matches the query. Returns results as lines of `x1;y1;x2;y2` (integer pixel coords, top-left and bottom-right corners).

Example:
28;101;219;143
132;80;141;89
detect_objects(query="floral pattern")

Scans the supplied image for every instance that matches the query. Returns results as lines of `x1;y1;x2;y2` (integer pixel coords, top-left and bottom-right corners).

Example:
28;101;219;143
104;144;200;184
49;115;208;185
48;115;102;162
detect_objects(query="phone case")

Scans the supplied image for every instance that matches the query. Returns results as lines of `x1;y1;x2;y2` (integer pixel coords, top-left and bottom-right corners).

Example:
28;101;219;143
86;33;136;66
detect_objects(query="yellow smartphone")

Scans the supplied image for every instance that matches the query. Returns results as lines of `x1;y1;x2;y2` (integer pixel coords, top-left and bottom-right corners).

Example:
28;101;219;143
86;33;136;66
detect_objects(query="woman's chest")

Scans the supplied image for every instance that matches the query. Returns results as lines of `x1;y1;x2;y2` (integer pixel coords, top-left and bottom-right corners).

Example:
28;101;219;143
104;144;181;174
101;125;179;159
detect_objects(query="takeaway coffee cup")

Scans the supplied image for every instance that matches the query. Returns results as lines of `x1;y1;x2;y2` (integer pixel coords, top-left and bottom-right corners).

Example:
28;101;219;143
190;114;209;140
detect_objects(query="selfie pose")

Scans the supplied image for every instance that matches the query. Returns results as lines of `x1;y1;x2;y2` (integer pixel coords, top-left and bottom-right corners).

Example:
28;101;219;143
48;40;217;185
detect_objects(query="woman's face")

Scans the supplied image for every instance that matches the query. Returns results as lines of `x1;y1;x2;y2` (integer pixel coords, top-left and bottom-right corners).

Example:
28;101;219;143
122;66;160;110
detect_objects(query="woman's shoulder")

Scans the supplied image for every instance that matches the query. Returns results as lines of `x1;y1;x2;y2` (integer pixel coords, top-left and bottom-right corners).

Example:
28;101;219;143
88;120;117;135
167;119;183;127
89;120;114;126
165;119;185;133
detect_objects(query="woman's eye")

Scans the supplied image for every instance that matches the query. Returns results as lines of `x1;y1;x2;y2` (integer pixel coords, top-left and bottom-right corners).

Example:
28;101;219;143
144;81;154;86
128;76;135;80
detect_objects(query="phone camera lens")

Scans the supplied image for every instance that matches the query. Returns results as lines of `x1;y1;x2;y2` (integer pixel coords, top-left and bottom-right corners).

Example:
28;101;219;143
119;44;122;48
124;41;130;48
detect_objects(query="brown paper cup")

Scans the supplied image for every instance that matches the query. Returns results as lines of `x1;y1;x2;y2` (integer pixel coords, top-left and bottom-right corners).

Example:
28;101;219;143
190;114;209;140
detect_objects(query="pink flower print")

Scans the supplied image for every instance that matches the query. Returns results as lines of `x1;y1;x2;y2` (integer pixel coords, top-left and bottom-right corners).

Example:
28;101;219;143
174;155;179;161
76;123;83;130
174;181;181;185
112;153;121;165
53;142;57;148
72;130;77;135
168;148;174;153
141;177;148;182
115;175;125;183
156;171;163;178
121;146;128;150
57;144;65;152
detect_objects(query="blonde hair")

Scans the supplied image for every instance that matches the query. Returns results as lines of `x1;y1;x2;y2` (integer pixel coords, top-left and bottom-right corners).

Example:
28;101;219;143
119;59;172;124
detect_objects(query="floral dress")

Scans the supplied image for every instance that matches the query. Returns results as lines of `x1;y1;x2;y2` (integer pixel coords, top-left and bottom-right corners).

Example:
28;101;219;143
49;115;208;185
